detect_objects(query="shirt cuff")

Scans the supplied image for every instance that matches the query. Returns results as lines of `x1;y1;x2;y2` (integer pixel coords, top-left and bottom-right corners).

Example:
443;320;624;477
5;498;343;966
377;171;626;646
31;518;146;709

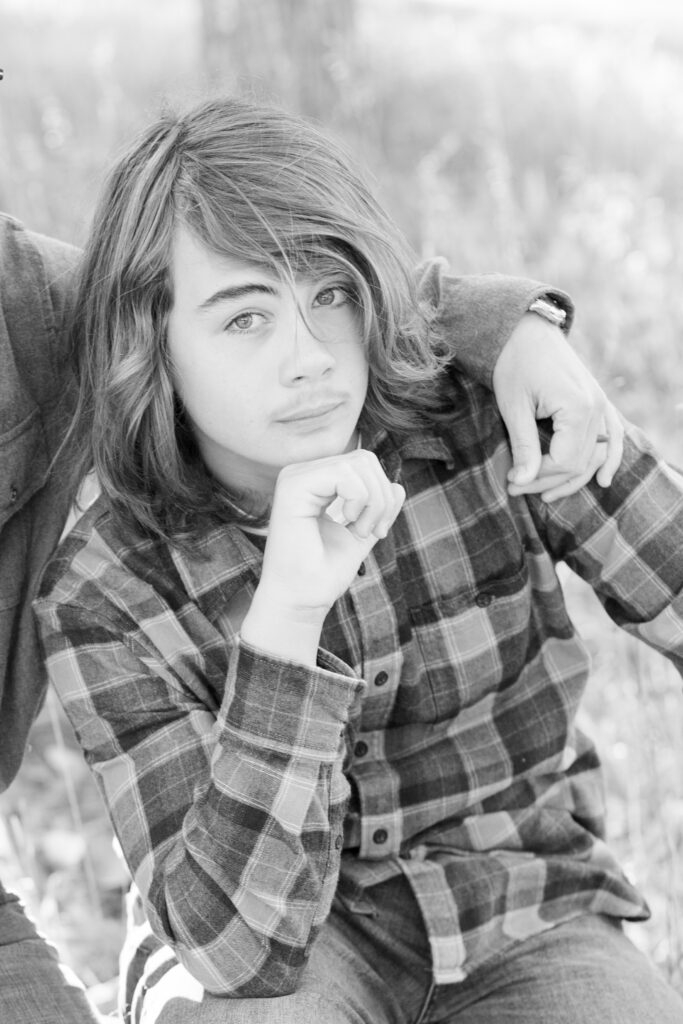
221;636;364;761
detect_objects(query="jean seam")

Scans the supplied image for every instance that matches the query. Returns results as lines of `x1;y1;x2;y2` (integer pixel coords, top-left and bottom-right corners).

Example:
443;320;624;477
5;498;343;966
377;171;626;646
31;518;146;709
413;979;435;1024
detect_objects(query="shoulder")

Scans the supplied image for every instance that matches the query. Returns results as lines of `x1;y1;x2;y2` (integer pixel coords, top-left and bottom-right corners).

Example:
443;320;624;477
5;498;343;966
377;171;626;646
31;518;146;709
38;496;177;610
381;368;512;503
433;362;508;454
0;218;83;542
0;211;80;324
0;212;81;419
0;211;80;272
37;497;264;626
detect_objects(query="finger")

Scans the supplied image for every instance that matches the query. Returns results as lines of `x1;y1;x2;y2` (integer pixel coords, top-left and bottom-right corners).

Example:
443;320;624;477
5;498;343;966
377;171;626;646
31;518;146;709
325;494;349;525
324;465;371;527
508;471;572;496
349;454;402;539
540;446;607;502
325;451;394;539
544;400;600;476
595;406;625;487
340;490;373;532
348;469;390;539
507;454;592;496
504;406;544;486
508;440;610;500
540;474;593;502
375;482;406;538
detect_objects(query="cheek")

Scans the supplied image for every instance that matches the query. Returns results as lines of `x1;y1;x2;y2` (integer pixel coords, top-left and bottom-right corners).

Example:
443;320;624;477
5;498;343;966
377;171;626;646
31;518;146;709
170;361;229;435
353;346;370;396
342;332;368;373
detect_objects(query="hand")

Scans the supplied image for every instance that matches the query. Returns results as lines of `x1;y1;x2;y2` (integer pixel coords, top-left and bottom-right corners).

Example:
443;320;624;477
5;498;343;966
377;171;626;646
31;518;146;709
492;313;624;501
240;451;405;665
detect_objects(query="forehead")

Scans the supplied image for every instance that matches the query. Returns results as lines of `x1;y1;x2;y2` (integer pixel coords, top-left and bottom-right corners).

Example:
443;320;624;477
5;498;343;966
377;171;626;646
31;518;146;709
169;226;278;307
171;226;268;281
169;225;359;311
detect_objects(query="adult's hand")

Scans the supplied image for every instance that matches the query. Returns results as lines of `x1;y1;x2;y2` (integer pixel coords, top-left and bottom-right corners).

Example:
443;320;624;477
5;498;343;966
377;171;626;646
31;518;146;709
492;313;624;501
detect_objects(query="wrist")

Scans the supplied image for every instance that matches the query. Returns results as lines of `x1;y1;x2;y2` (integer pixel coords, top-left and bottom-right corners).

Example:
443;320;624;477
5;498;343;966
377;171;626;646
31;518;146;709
240;586;326;667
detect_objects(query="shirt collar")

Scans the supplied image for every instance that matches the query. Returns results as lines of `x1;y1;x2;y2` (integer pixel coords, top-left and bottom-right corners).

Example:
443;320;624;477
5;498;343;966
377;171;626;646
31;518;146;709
183;423;457;591
365;425;456;479
171;520;263;619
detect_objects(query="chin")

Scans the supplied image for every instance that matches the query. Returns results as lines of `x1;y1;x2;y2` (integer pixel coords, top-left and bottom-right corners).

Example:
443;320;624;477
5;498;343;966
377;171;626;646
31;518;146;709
313;430;358;460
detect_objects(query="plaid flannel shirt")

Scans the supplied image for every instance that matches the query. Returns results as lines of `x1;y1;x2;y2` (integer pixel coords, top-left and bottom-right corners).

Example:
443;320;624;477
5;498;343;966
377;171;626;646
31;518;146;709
35;373;683;999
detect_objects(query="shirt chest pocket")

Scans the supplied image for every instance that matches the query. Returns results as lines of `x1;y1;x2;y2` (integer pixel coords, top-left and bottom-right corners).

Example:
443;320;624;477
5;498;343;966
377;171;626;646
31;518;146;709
407;561;531;719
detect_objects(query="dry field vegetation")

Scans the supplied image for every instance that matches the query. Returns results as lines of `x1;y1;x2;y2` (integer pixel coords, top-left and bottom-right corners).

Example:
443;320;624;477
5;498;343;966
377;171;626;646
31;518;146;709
0;0;682;1012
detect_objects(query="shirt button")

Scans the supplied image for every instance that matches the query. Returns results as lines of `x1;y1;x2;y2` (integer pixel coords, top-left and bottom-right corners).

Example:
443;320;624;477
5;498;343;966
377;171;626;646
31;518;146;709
372;828;388;845
335;835;343;850
8;485;18;504
475;592;493;608
357;562;366;576
374;671;388;687
354;741;368;758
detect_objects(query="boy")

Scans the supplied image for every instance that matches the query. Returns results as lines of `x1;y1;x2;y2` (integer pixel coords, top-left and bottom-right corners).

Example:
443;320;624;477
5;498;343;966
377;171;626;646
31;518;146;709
0;198;618;1022
34;98;682;1023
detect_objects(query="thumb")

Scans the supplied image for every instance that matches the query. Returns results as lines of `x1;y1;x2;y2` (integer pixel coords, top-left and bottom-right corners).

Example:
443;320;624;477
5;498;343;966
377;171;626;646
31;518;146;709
504;404;543;485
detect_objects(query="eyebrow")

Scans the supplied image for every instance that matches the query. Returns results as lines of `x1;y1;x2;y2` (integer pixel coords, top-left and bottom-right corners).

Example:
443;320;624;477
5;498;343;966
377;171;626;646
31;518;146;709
196;281;279;313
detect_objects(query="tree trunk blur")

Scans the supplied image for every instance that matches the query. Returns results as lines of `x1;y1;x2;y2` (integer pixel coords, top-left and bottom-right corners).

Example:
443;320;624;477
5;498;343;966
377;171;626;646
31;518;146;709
200;0;357;120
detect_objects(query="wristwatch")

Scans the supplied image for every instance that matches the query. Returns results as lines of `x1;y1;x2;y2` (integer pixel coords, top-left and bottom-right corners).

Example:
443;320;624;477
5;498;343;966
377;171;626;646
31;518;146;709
528;296;568;330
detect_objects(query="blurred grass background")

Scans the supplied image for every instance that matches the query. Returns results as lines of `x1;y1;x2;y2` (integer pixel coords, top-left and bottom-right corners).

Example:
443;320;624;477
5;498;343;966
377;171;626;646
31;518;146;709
1;0;682;1012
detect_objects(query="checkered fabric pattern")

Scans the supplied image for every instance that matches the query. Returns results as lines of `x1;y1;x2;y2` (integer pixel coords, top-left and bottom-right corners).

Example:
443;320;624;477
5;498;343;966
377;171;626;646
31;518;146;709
35;372;683;997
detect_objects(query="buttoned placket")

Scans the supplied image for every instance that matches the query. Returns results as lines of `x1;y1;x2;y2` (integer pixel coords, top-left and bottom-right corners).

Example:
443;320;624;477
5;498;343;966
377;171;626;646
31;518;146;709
344;543;405;859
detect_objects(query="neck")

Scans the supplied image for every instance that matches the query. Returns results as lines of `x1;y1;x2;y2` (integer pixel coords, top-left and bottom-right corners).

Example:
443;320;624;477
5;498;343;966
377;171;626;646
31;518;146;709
222;482;273;527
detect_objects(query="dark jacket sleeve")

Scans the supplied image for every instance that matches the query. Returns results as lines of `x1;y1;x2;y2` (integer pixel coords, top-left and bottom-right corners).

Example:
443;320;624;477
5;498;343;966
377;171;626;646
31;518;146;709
417;258;574;389
0;211;81;789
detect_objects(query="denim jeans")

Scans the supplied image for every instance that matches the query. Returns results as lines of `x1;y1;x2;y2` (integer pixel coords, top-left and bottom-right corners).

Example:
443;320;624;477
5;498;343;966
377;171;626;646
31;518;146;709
128;873;683;1024
0;881;104;1023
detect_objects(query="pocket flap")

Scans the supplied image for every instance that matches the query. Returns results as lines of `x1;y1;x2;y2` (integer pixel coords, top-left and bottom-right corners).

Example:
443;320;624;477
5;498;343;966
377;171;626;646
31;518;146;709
0;411;49;528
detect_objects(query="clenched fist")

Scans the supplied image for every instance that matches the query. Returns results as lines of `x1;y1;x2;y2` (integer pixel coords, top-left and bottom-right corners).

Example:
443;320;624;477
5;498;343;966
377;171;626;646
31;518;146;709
240;450;405;666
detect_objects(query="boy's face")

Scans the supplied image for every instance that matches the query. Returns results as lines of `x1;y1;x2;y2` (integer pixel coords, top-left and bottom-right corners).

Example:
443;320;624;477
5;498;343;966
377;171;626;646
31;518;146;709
167;227;369;500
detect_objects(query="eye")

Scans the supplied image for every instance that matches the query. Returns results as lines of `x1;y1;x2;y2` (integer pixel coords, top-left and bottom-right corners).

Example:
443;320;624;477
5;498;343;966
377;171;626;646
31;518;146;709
314;284;352;308
224;311;266;334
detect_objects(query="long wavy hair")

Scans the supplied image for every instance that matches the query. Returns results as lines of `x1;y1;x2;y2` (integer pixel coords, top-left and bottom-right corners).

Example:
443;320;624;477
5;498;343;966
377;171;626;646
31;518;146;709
68;96;450;542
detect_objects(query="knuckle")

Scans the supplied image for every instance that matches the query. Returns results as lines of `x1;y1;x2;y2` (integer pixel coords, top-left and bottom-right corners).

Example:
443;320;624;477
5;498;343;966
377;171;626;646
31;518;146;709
358;449;381;470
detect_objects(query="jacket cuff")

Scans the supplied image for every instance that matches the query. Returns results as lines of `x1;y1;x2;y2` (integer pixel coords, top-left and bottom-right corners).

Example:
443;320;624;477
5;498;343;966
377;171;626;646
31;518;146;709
416;257;575;390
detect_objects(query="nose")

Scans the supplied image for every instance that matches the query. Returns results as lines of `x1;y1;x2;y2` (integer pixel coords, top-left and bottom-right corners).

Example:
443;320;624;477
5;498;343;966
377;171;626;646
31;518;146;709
280;307;336;386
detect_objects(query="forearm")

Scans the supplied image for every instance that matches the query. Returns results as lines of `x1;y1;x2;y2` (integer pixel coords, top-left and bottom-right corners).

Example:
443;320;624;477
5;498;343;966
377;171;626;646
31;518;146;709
528;424;683;673
157;641;357;994
39;601;361;997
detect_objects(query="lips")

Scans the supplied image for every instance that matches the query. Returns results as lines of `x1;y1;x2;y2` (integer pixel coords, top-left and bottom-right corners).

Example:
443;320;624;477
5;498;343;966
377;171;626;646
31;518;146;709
277;399;345;422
